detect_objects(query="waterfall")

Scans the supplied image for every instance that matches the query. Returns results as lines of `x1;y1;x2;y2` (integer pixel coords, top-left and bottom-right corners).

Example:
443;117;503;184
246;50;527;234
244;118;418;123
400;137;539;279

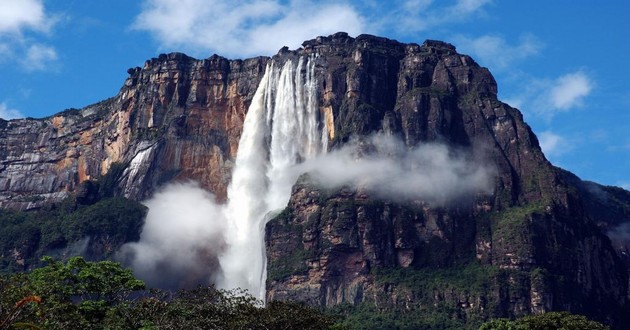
219;55;326;300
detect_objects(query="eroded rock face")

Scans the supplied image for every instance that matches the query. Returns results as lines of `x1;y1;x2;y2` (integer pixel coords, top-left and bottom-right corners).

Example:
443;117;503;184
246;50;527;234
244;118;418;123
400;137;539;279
264;33;630;327
0;53;268;209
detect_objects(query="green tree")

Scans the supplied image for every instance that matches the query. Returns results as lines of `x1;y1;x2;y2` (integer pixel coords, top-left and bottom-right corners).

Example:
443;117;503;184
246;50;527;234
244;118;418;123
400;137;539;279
480;311;609;330
2;256;144;329
2;257;342;329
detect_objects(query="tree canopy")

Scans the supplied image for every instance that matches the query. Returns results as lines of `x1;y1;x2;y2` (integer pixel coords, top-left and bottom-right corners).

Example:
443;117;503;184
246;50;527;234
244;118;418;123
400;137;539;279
479;311;609;330
0;257;341;329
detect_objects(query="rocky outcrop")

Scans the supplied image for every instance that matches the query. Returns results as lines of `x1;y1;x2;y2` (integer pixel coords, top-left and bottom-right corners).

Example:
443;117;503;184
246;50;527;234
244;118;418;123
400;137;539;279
0;53;268;210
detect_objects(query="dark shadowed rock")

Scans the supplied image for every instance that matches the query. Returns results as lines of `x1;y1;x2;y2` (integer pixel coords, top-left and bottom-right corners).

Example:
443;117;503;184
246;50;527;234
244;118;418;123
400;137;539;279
261;34;630;328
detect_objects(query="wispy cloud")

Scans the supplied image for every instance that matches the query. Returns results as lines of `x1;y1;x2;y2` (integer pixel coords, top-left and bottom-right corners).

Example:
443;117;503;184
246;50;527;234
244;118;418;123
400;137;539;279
447;0;494;21
0;102;24;120
133;0;494;58
454;33;543;70
0;0;59;71
380;0;493;33
606;140;630;152
299;134;496;204
538;130;571;158
133;0;364;58
549;71;593;110
21;43;58;71
505;70;594;120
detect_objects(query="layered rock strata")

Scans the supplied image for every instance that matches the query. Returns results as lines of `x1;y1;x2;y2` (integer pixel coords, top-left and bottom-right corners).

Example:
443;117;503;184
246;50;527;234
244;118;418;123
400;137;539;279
0;53;267;209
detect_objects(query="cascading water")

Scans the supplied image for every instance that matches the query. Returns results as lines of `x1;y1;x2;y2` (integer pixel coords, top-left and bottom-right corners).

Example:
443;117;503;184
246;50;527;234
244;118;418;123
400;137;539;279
121;53;494;298
219;55;327;300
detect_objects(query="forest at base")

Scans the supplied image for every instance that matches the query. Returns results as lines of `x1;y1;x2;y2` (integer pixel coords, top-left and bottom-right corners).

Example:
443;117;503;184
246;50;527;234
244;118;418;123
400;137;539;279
0;257;610;330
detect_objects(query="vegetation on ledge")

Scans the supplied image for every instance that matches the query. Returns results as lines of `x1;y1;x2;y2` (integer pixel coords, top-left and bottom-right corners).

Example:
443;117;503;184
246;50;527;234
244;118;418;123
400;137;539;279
0;197;147;273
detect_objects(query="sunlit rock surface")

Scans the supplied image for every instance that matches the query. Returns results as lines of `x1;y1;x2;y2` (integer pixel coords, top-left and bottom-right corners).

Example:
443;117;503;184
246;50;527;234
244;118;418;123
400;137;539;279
0;53;267;209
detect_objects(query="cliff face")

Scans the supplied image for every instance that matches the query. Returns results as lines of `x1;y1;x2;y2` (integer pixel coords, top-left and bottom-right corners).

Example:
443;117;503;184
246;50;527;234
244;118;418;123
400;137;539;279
262;33;630;326
1;32;629;327
0;53;267;210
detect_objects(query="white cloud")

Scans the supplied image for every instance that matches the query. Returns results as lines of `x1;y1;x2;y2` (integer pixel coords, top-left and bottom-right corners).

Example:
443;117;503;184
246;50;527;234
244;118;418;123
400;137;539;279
119;182;227;289
298;135;495;204
549;71;593;110
377;0;493;34
0;0;52;34
21;43;58;71
454;33;543;69
538;130;570;158
504;70;594;120
133;0;495;58
501;97;523;110
0;0;58;71
0;102;24;120
133;0;364;58
449;0;493;17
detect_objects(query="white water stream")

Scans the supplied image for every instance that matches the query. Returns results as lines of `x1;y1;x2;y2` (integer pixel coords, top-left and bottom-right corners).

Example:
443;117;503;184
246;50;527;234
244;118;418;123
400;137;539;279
219;56;327;300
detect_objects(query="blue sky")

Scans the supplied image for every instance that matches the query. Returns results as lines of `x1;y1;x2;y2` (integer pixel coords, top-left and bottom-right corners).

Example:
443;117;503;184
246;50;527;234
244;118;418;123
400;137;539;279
0;0;628;189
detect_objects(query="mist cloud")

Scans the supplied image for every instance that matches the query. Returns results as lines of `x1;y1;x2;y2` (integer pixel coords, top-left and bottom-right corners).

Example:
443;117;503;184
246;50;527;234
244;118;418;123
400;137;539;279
607;222;630;252
299;135;495;204
118;182;226;289
119;135;495;291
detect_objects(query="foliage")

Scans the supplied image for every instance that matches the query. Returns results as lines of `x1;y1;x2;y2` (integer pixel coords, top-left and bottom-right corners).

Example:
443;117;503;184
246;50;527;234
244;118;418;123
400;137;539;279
267;247;311;282
479;311;609;330
329;263;561;329
0;161;136;274
487;202;546;261
0;258;340;329
330;302;467;330
345;263;504;329
1;257;144;329
373;262;500;294
266;213;313;282
110;289;341;330
0;197;147;274
59;197;146;244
